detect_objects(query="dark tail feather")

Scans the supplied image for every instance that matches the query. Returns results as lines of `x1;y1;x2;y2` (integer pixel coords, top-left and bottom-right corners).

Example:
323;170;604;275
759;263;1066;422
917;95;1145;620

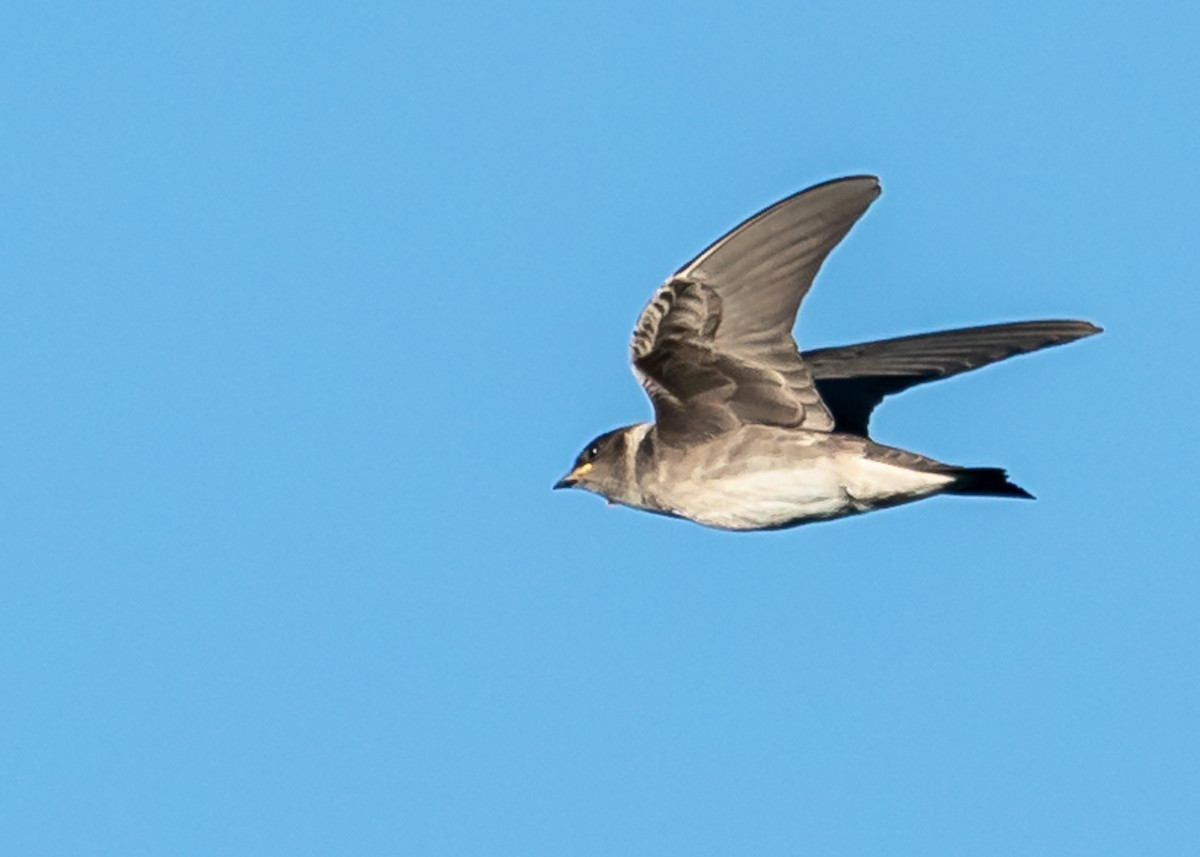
943;467;1034;499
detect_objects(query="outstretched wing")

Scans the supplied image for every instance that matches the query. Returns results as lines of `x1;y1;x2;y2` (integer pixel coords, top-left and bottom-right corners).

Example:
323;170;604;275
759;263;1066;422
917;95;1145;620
630;176;881;445
804;320;1102;435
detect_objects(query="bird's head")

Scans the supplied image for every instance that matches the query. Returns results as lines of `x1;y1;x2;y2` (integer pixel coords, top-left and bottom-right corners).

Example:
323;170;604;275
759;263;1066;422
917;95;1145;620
553;427;636;503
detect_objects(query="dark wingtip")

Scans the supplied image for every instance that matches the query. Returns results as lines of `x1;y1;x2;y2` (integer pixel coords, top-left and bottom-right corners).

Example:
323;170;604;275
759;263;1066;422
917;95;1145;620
840;174;882;198
1054;319;1103;340
806;174;881;200
1015;319;1104;348
1074;320;1103;337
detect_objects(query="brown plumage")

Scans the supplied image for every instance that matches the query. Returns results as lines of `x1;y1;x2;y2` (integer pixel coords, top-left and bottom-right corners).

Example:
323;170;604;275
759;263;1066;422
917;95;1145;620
555;176;1100;530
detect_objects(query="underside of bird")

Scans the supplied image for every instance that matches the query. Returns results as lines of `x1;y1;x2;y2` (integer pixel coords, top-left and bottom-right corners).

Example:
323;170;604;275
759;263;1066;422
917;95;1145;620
557;175;1101;530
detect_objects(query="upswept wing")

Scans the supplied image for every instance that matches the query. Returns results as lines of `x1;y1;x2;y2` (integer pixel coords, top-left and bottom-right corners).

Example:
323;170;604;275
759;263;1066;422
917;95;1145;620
804;320;1102;435
630;176;881;444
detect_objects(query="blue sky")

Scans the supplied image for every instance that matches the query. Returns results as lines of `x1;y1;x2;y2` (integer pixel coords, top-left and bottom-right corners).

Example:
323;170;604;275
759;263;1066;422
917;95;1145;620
3;1;1198;854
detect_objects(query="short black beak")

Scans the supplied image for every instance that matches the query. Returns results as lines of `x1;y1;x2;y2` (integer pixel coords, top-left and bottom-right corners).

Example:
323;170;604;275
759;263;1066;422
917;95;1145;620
552;476;575;490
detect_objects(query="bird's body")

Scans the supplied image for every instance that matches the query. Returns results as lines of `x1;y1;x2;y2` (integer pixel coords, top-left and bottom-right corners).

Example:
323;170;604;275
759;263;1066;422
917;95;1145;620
555;176;1099;531
609;423;957;530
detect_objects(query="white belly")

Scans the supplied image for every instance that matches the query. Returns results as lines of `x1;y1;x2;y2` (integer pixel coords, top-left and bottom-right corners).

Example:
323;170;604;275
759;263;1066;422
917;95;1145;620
668;456;953;531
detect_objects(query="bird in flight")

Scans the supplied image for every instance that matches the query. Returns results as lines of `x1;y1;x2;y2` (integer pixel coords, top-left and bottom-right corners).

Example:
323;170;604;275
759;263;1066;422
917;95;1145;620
554;176;1100;531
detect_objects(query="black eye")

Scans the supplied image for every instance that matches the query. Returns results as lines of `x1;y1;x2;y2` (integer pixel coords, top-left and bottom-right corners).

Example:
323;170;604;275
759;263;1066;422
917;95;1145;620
586;445;600;461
